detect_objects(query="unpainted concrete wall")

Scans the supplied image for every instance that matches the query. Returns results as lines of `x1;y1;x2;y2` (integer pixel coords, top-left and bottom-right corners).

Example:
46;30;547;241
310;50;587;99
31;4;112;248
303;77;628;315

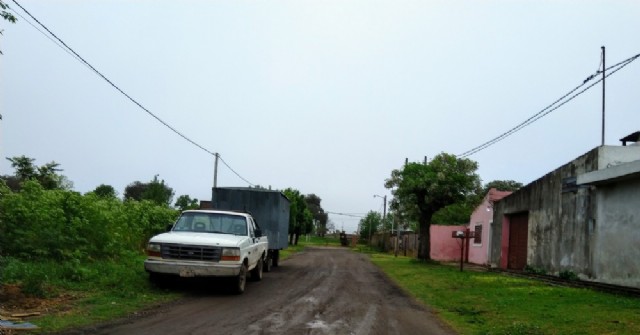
592;178;640;287
490;148;599;275
490;146;640;288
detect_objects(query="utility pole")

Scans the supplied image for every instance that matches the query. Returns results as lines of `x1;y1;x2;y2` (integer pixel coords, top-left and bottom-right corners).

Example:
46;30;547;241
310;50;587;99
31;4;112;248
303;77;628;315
374;194;387;249
601;46;606;146
213;153;219;188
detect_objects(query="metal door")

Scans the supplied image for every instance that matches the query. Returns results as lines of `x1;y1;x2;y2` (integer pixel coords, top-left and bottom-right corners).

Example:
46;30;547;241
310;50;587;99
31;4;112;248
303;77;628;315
508;213;529;270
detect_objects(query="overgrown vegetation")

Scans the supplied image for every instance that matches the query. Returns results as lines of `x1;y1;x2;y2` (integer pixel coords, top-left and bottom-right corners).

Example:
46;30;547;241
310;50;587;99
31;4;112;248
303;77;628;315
0;157;183;332
370;253;640;335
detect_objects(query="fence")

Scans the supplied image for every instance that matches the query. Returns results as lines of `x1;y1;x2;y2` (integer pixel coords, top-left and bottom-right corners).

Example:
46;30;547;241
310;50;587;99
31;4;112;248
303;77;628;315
371;225;466;260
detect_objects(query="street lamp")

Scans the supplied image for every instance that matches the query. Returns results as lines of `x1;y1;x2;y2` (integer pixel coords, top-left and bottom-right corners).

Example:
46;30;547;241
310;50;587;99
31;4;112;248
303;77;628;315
373;194;387;248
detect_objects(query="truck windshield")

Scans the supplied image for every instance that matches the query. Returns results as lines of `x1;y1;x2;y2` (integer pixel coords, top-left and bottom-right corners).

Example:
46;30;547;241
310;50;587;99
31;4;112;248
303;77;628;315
173;212;247;235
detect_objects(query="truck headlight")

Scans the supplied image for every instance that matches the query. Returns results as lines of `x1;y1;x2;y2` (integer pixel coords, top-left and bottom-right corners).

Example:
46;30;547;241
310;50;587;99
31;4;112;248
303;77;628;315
146;243;161;257
221;248;240;262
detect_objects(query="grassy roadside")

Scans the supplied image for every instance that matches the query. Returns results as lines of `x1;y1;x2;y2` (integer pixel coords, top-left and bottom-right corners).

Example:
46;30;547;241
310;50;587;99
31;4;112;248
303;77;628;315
369;252;640;335
17;236;638;335
2;237;331;333
1;255;180;334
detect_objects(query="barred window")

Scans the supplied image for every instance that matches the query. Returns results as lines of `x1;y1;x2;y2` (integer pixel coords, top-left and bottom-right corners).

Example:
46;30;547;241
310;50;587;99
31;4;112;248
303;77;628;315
474;225;482;244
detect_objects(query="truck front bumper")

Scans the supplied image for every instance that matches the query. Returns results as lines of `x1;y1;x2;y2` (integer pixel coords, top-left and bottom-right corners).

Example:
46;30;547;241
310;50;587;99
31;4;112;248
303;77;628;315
144;258;241;277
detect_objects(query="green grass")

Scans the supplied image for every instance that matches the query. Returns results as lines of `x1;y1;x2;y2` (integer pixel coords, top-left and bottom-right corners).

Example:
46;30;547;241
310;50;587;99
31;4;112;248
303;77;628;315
279;235;343;259
369;253;640;335
1;256;179;333
32;291;177;332
17;237;635;335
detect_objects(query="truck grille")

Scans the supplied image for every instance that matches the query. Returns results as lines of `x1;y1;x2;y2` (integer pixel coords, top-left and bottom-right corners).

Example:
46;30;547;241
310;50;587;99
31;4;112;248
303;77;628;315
161;244;221;261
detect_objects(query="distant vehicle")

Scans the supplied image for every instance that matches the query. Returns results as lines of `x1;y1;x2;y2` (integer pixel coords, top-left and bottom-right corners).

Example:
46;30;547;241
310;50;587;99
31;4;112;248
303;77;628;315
144;210;268;294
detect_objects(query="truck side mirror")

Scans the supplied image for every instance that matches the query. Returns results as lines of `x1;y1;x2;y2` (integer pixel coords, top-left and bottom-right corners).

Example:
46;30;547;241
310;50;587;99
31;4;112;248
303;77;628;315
166;224;174;232
255;228;262;237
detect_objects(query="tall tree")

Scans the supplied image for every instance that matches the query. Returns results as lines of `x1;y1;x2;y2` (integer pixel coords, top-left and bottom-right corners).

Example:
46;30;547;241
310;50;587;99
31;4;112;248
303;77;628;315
7;156;37;180
124;175;174;206
91;184;118;198
175;194;199;211
37;161;63;190
359;211;382;242
0;0;17;55
143;175;174;206
304;193;328;237
283;188;312;245
5;156;68;190
385;153;481;260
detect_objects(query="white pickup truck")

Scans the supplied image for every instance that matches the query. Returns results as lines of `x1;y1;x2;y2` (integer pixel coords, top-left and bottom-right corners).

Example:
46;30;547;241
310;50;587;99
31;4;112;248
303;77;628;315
144;209;268;294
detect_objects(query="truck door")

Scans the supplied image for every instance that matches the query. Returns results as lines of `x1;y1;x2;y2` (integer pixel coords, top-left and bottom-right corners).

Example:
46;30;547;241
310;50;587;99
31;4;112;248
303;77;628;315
248;218;260;266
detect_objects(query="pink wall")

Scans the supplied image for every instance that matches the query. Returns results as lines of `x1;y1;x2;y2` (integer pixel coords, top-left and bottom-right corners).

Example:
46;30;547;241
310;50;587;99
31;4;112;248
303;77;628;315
500;216;510;269
468;189;512;266
430;225;466;261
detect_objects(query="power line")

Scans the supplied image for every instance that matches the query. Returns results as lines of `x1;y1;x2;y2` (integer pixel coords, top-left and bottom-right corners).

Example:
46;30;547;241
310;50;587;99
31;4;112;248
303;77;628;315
8;6;86;66
219;156;254;187
10;0;254;186
457;52;640;158
326;211;365;218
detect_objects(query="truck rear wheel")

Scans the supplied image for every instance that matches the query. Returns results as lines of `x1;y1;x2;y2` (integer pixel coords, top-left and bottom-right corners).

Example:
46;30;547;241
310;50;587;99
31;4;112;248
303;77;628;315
273;250;280;267
250;257;263;281
234;263;247;294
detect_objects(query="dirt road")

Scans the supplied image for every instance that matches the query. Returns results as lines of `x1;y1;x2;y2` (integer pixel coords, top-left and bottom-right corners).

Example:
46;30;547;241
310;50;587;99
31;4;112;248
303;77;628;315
73;247;455;335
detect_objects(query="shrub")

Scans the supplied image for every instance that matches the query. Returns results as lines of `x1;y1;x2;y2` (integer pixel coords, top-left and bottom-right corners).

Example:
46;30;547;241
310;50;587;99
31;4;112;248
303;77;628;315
0;180;178;262
559;270;579;281
524;265;547;275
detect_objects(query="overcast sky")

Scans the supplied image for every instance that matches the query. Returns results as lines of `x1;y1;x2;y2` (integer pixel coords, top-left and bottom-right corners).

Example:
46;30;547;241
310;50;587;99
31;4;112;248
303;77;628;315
1;0;639;233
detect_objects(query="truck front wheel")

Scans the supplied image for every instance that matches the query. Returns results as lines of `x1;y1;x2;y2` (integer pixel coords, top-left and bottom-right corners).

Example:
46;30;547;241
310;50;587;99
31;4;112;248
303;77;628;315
250;257;263;281
234;263;247;294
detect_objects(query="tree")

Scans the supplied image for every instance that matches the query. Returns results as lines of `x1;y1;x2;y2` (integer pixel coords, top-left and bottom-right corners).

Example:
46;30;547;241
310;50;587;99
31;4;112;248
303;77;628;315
431;202;476;225
124;181;146;201
124;175;174;206
144;175;174;206
175;194;199;211
430;179;523;225
7;156;36;180
304;194;328;237
37;161;63;190
385;153;481;260
0;0;17;55
482;180;523;194
4;155;69;190
358;211;382;242
283;188;312;245
326;220;336;234
91;184;117;198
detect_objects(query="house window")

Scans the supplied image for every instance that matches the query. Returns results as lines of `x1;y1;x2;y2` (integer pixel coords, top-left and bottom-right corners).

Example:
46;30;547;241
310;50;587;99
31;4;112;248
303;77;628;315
474;225;482;245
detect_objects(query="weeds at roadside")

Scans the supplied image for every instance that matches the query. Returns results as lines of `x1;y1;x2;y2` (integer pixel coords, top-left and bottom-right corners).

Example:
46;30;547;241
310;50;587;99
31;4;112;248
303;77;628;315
369;253;640;335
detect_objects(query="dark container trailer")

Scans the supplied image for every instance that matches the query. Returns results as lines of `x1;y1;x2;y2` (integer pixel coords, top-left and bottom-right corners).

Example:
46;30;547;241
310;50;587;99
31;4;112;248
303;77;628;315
211;187;290;268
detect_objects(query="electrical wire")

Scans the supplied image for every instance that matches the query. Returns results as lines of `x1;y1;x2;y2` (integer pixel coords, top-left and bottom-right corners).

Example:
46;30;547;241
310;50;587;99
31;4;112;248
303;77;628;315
10;0;255;187
326;211;365;218
457;53;640;158
8;7;86;66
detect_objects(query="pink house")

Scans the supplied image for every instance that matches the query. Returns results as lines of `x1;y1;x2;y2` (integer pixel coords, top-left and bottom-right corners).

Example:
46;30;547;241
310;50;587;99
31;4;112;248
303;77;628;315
467;188;512;265
430;224;466;261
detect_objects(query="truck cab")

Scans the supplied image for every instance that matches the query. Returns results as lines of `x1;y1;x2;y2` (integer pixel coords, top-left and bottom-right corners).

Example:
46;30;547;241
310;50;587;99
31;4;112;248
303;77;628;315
144;210;268;294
